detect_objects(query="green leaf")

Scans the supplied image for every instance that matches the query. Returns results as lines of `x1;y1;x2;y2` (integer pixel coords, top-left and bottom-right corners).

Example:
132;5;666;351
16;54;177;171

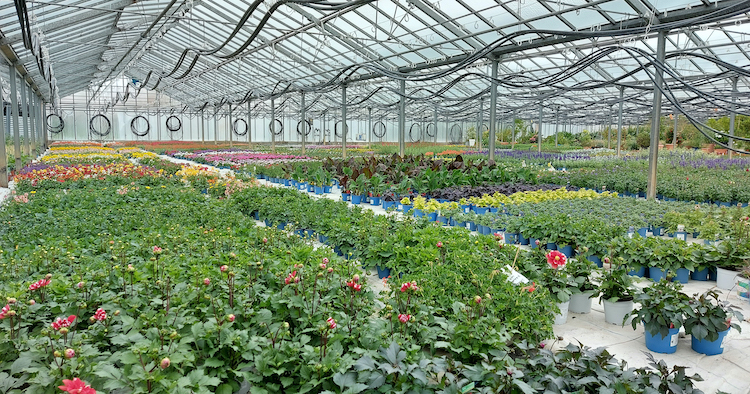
203;358;224;368
512;379;535;394
333;372;357;389
216;384;233;394
10;356;32;375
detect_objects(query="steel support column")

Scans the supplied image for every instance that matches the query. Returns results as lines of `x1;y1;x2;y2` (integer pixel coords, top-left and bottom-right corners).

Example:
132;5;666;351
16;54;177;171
537;101;543;153
271;98;276;153
30;90;37;154
617;87;624;157
19;79;29;155
646;31;667;200
341;85;347;159
398;80;406;157
488;58;498;160
301;92;306;155
247;102;252;147
728;76;738;158
367;107;372;146
9;64;21;164
0;86;7;187
476;99;484;151
200;110;205;144
672;113;678;147
229;104;234;148
433;105;438;144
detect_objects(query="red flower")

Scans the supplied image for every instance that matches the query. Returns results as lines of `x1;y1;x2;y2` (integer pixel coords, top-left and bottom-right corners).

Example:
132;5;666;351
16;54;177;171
92;308;106;322
436;241;443;248
220;265;228;273
285;271;297;285
58;377;96;394
546;251;567;269
326;317;336;329
0;304;10;319
521;282;536;293
398;314;411;324
52;315;76;331
29;278;51;291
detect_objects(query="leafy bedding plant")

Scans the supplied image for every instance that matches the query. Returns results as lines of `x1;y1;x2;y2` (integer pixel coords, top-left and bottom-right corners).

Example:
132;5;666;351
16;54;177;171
0;154;707;393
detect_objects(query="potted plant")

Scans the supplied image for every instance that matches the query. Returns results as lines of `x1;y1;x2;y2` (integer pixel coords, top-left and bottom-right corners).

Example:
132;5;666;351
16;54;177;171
566;257;598;314
684;289;744;355
368;174;386;206
626;279;691;354
350;174;369;205
540;250;576;325
709;214;750;290
648;238;694;284
598;257;637;325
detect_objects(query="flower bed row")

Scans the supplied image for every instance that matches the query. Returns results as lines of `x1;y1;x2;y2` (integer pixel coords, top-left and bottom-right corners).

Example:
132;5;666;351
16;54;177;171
1;154;710;392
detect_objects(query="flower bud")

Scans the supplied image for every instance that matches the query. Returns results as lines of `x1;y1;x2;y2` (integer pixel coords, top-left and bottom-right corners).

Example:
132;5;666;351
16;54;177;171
203;278;211;286
220;265;228;273
226;314;235;322
8;310;15;317
45;274;52;280
54;350;61;358
77;282;84;289
284;322;290;329
160;357;170;369
474;295;482;304
262;237;268;244
7;298;16;304
127;264;135;272
327;267;333;274
352;274;360;283
436;241;443;248
114;310;121;316
64;349;75;359
28;299;35;305
170;331;178;339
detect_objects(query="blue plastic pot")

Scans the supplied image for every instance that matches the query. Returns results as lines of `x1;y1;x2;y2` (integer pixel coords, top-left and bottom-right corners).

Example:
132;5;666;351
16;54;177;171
529;238;539;249
351;195;362;205
559;245;574;258
692;328;730;356
307;184;315;192
370;197;381;206
466;221;477;231
474;206;489;215
691;267;710;281
461;204;471;213
413;208;424;218
587;255;603;268
644;326;680;354
318;234;329;244
637;227;649;237
427;212;438;221
342;193;350;202
376;265;391;279
547;242;557;250
518;233;530;245
402;205;413;214
252;211;260;220
628;266;647;277
505;232;519;244
276;222;287;230
653;227;665;236
323;185;332;193
489;207;499;213
314;186;324;195
382;201;396;210
437;216;448;225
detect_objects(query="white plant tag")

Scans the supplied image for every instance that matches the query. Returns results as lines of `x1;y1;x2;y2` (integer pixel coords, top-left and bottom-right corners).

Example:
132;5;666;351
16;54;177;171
503;265;529;285
670;334;678;347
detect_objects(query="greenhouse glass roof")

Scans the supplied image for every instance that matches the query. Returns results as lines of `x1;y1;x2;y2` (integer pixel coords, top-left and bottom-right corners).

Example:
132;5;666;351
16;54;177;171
0;0;748;123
